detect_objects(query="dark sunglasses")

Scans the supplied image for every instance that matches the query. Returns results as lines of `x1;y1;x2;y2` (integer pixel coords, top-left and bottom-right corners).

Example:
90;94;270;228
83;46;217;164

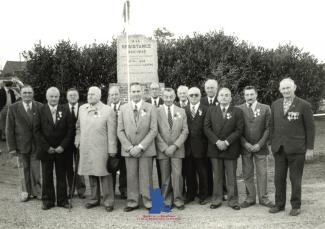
189;94;199;97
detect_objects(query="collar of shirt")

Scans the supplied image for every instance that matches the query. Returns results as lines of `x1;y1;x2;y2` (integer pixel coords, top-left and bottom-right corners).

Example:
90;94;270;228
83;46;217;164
220;104;230;112
180;100;188;106
23;101;32;111
208;96;216;103
132;100;142;111
111;102;120;110
246;100;257;110
48;104;58;113
164;104;174;116
190;102;200;113
151;97;159;104
69;103;78;114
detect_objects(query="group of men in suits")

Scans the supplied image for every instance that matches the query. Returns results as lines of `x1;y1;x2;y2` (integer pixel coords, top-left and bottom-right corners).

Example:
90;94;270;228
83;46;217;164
5;77;315;216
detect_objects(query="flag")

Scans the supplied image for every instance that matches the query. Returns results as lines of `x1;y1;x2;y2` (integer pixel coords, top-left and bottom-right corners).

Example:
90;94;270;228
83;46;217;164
123;0;130;24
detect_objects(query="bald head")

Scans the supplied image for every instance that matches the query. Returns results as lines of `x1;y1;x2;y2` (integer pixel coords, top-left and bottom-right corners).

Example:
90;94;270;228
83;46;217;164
108;86;121;104
217;87;232;106
205;79;218;98
188;87;201;105
46;87;60;106
87;86;101;105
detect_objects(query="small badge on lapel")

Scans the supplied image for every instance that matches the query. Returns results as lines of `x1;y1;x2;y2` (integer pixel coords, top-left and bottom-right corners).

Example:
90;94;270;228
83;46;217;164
288;111;299;121
253;108;261;118
140;109;147;117
57;111;63;121
94;108;101;118
226;112;232;120
174;112;182;120
215;102;219;106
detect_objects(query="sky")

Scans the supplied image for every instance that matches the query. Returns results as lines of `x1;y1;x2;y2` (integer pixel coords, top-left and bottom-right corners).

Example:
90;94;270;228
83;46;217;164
1;0;324;69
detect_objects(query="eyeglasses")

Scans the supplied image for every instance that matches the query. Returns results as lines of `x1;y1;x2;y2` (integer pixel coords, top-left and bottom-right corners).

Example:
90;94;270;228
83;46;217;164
189;94;199;97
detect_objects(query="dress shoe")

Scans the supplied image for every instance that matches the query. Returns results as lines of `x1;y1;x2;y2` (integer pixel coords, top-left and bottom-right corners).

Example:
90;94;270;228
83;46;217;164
210;203;222;209
85;202;100;209
105;206;114;212
269;206;285;213
42;203;54;210
184;198;195;204
123;206;139;212
176;205;185;210
289;208;301;216
78;193;86;199
260;201;274;208
231;205;241;210
199;199;208;205
240;201;256;208
58;203;70;209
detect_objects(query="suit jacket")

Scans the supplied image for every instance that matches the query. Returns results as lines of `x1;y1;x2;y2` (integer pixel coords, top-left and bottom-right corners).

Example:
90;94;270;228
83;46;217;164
37;104;73;161
201;96;218;107
145;97;164;107
107;101;125;157
270;96;315;155
185;103;208;158
204;105;244;159
6;101;43;154
156;105;189;159
238;102;270;155
117;101;158;157
0;88;16;111
64;103;83;150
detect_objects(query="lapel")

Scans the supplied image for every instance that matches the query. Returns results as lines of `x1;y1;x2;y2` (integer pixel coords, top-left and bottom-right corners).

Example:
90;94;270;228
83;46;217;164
45;105;55;127
18;102;32;127
127;102;137;127
172;106;181;132
220;105;233;132
285;97;298;117
159;106;170;129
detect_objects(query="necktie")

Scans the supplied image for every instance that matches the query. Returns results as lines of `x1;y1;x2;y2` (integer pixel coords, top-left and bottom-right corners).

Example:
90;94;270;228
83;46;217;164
248;104;254;118
26;103;33;121
71;105;77;123
222;107;226;118
283;99;292;114
134;104;139;123
154;100;158;107
114;104;117;112
51;107;57;124
181;102;185;108
209;99;213;106
191;106;196;118
167;106;173;129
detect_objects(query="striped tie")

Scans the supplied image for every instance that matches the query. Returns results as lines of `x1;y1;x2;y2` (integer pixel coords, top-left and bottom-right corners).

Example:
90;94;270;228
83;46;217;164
167;106;173;129
191;106;196;118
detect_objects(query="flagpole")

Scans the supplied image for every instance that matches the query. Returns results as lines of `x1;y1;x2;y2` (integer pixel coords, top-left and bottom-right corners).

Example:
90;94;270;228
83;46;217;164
124;0;131;102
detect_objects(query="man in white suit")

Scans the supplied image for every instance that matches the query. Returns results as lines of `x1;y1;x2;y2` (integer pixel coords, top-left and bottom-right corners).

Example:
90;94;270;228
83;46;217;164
156;88;189;210
117;82;158;212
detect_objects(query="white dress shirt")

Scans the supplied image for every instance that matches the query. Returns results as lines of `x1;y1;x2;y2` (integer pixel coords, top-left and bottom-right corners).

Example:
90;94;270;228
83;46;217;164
23;101;32;112
132;100;142;111
246;100;257;110
69;103;78;117
163;104;175;117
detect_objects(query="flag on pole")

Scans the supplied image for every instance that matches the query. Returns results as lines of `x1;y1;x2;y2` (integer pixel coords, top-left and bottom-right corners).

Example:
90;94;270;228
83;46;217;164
123;0;130;24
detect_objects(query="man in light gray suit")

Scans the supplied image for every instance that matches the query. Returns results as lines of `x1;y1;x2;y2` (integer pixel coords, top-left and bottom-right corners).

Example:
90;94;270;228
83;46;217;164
117;82;158;212
6;85;42;201
156;88;189;210
238;86;273;208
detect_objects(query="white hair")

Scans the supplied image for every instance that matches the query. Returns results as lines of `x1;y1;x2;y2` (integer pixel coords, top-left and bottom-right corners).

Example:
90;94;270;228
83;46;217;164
109;86;120;94
188;87;201;96
46;87;60;97
205;79;218;88
88;86;101;97
218;87;231;95
177;85;189;94
149;82;160;89
279;78;295;88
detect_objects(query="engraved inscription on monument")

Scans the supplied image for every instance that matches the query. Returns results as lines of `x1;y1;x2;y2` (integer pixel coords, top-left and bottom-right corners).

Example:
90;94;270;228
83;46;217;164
117;34;158;83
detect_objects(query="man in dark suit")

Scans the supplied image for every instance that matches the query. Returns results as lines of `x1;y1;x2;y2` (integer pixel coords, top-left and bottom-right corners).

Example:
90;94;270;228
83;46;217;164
64;88;86;199
184;87;209;205
175;85;189;108
269;78;315;216
204;87;244;210
38;87;73;210
6;85;42;201
145;82;163;188
0;81;17;140
238;86;273;208
107;86;127;199
201;79;220;197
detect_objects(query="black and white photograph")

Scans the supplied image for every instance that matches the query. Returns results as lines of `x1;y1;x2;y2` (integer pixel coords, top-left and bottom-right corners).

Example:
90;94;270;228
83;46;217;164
0;0;324;228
